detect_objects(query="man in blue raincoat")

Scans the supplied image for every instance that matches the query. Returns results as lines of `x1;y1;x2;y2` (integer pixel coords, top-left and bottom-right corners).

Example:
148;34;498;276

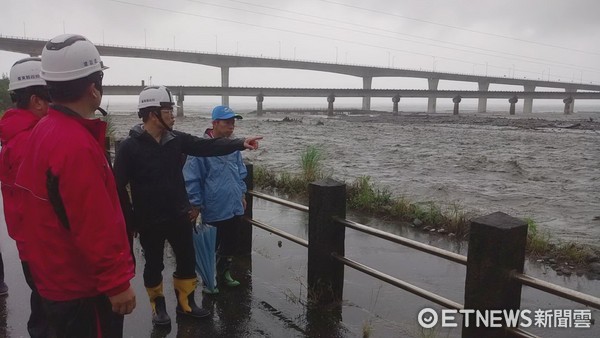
183;105;247;288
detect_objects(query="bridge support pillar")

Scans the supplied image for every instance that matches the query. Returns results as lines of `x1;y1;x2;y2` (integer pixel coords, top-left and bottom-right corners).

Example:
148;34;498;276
362;76;372;111
523;85;535;114
256;94;264;116
453;95;461;115
509;96;518;115
563;97;574;115
427;78;439;113
565;88;575;114
392;94;400;115
477;81;489;113
463;212;527;338
176;91;184;117
327;94;335;116
221;66;230;106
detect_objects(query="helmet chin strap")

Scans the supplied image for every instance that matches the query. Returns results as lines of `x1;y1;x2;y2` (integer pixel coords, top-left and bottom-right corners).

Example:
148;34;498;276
153;110;172;131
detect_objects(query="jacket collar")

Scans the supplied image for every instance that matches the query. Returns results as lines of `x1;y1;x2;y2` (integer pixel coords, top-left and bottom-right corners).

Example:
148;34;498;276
50;104;107;146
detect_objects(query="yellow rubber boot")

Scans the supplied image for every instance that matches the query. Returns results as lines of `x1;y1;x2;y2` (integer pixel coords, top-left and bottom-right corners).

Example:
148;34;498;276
173;277;211;318
146;282;171;325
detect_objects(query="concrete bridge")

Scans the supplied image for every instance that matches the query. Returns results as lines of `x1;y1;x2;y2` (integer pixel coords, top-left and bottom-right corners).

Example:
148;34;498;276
103;85;599;116
2;35;600;114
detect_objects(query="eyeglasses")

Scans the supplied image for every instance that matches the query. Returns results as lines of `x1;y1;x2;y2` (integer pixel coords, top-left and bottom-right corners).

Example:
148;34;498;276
160;108;174;114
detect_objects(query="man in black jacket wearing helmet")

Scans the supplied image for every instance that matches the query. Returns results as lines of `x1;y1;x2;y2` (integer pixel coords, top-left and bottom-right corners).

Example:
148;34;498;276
114;85;261;327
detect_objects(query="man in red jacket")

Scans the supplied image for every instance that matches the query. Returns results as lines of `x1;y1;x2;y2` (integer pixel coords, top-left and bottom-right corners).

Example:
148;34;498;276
14;34;136;338
0;57;50;337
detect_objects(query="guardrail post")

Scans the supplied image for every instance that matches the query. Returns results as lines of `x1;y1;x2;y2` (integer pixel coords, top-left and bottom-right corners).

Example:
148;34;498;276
239;162;254;255
463;212;527;338
308;179;346;304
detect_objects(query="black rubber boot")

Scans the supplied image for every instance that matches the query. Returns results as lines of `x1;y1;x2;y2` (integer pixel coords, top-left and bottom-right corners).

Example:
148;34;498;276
173;277;211;318
146;283;171;326
152;296;171;326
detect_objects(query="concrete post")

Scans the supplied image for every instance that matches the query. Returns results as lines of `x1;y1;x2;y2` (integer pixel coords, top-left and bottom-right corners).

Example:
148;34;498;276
463;212;527;338
563;97;573;115
308;179;346;304
256;94;264;116
327;94;335;116
392;94;400;115
239;162;253;255
427;78;439;113
453;95;462;115
221;66;230;106
477;81;489;113
176;91;184;117
523;85;535;114
362;76;372;111
509;96;518;115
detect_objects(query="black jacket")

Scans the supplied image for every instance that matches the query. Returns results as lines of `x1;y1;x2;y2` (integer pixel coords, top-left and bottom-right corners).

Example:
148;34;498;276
114;124;246;231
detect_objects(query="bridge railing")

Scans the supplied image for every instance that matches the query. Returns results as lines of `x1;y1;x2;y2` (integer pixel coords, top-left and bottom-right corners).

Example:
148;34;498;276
240;163;599;338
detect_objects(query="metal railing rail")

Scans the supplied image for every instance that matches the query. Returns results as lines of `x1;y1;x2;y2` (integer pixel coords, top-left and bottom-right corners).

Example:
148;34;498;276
243;187;593;336
511;271;600;309
331;252;463;310
248;190;309;212
248;218;308;248
334;217;468;265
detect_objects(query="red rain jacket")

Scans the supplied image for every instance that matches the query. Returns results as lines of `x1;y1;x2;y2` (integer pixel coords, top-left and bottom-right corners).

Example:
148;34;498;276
0;108;41;261
15;106;134;301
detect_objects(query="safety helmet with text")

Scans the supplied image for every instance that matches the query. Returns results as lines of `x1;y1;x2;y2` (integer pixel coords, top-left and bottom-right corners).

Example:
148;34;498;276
138;86;176;111
40;34;108;82
8;57;46;91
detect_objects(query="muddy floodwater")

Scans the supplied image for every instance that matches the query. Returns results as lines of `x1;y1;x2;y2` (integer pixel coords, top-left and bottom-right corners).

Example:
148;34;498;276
111;111;600;248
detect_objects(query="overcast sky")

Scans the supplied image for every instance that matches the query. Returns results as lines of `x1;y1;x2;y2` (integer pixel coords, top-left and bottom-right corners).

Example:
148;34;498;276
1;0;600;103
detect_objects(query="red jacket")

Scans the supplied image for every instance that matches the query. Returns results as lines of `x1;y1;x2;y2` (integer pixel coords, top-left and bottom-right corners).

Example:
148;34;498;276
0;108;41;261
15;106;134;301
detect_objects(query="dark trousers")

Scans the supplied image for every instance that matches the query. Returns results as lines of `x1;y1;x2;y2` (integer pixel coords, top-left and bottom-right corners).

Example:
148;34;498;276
208;215;242;258
42;294;123;338
139;218;197;287
21;262;50;338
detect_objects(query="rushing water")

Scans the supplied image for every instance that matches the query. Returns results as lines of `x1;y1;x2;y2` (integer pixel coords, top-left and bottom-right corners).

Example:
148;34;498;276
112;111;600;248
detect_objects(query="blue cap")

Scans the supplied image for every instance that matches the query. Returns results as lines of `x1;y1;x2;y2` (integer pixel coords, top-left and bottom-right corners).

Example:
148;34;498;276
212;105;243;120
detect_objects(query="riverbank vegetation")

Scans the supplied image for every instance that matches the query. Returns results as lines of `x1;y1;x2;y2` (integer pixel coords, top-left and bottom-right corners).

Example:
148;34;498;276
252;146;599;271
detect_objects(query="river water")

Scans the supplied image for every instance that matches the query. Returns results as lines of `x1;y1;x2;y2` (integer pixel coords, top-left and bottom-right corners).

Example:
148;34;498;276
112;110;600;248
0;110;598;337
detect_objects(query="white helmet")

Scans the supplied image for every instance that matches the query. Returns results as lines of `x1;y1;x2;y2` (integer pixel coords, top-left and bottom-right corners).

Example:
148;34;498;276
40;34;108;82
8;57;46;91
138;86;176;109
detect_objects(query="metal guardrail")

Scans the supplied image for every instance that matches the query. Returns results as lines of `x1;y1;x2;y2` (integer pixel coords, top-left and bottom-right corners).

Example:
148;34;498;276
248;190;309;212
511;271;600;309
331;252;462;310
248;189;596;337
334;216;467;265
248;218;308;247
